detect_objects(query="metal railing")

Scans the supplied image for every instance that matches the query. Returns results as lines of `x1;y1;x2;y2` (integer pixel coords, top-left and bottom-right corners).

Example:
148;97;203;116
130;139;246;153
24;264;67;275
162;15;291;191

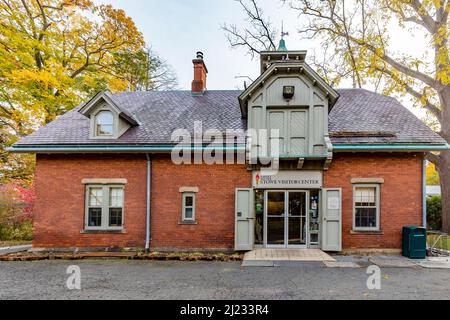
427;230;450;256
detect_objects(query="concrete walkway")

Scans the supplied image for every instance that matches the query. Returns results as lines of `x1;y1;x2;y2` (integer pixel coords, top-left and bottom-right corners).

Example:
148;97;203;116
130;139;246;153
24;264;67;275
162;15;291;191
0;245;31;256
242;248;335;267
242;249;450;269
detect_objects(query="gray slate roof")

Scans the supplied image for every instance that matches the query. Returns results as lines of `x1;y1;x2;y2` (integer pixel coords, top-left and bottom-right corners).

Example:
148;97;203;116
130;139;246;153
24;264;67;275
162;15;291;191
15;88;446;146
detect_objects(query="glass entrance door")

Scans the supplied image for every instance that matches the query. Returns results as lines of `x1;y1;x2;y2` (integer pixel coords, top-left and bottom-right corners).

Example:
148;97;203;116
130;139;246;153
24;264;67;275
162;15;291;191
288;191;307;246
266;191;285;246
265;191;308;248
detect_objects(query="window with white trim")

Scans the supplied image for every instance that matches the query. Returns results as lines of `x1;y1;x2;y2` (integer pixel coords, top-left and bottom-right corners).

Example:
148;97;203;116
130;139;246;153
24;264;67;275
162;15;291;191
85;185;124;230
182;193;195;221
353;185;380;230
95;110;114;136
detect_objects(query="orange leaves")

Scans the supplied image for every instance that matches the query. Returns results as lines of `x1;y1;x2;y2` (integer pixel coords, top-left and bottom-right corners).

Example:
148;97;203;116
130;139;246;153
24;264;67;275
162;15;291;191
0;0;146;124
0;0;150;182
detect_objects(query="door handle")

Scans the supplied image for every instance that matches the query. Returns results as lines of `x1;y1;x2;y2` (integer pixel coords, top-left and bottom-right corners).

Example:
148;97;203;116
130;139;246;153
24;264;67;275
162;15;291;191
247;217;254;220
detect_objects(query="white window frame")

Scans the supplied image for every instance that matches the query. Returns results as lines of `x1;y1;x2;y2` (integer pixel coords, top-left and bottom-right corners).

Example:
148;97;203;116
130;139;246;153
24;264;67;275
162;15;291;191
352;184;380;231
181;192;196;222
85;184;125;231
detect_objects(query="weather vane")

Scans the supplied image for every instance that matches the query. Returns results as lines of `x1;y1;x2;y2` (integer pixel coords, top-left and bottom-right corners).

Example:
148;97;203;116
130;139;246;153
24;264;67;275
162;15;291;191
281;21;289;39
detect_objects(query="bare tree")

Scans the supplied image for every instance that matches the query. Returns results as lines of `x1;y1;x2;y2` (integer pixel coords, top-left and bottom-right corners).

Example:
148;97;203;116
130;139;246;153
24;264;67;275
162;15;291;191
224;0;450;232
222;0;278;58
111;48;178;91
222;0;364;87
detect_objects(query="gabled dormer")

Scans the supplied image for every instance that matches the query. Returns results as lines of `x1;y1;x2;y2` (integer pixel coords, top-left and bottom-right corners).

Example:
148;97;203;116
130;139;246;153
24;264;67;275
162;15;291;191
239;50;340;169
79;91;138;139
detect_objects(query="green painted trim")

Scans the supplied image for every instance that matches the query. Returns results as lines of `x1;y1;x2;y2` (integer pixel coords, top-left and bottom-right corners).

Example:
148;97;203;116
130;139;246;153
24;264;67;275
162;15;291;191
332;143;450;151
277;154;329;159
8;144;246;153
9;143;449;153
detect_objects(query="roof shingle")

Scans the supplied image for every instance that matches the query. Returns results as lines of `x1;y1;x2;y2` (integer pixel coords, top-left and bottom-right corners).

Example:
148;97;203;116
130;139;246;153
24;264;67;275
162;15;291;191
14;88;446;146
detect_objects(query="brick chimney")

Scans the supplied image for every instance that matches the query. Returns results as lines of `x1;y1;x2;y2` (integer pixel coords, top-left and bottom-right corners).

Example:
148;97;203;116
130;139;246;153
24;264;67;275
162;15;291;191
191;51;208;95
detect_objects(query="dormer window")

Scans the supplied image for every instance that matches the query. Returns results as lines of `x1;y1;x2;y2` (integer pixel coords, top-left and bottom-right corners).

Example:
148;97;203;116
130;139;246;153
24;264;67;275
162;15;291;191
95;111;114;136
79;92;139;140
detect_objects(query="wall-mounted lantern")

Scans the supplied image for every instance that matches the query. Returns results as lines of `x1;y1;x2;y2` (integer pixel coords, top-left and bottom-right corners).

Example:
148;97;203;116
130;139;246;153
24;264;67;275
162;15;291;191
283;86;295;99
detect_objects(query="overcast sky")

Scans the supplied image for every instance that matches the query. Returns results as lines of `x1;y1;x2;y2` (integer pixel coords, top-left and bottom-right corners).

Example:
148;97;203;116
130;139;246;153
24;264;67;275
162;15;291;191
94;0;430;116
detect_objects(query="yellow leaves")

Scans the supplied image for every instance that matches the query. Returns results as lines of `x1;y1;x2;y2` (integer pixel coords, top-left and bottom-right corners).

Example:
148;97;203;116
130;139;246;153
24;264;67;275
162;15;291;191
427;163;440;185
419;94;429;106
10;69;59;90
108;78;129;93
0;0;147;140
433;26;449;46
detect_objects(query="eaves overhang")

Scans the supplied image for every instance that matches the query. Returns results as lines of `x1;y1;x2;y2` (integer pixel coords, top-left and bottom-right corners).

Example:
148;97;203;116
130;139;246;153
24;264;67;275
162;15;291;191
238;62;340;118
332;143;450;152
7;144;247;153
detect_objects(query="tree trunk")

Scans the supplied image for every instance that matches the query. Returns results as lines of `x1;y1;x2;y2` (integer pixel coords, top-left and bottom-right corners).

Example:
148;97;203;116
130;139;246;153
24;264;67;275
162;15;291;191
437;87;450;233
438;153;450;233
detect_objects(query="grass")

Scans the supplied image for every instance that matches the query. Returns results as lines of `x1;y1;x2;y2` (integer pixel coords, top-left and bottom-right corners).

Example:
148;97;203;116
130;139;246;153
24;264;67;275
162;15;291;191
0;240;32;248
427;234;450;251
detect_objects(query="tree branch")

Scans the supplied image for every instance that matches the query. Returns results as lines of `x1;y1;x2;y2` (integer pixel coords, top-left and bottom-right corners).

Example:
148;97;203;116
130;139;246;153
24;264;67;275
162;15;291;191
426;152;441;166
408;0;437;33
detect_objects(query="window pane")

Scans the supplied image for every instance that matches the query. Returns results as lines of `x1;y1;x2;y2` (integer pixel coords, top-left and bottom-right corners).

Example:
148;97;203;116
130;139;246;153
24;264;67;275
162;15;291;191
110;188;123;207
109;208;123;227
354;187;375;206
368;208;377;227
355;208;364;227
96;111;113;135
97;124;113;136
254;190;264;245
89;188;103;206
97;111;113;125
184;208;193;219
185;196;193;207
267;192;285;216
355;207;377;228
88;208;102;227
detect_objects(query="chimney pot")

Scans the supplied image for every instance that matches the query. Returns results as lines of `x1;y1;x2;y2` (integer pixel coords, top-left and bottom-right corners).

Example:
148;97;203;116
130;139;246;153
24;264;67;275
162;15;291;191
192;50;208;95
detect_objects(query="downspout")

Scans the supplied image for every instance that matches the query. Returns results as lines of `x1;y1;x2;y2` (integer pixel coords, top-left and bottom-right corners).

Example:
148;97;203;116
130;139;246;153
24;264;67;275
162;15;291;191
145;154;152;251
422;158;427;228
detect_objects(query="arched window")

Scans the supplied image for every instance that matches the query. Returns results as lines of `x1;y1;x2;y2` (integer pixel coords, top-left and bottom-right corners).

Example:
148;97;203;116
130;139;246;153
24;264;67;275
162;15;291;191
95;111;114;136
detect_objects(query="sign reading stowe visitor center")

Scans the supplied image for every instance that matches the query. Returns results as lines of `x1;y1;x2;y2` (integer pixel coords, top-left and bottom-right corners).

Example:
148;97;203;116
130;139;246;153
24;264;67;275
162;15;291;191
252;171;323;189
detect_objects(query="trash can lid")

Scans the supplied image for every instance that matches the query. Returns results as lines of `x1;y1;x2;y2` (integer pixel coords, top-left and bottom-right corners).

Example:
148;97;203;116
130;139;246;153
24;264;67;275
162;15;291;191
403;225;424;229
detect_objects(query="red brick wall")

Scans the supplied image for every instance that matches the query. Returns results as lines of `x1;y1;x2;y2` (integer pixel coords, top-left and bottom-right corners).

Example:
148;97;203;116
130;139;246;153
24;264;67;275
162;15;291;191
34;153;251;250
150;155;251;250
34;152;423;251
324;152;424;249
34;154;147;248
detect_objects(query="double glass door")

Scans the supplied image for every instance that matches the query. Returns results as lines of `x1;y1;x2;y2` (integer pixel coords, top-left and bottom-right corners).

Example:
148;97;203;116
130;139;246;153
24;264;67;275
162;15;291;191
265;191;308;248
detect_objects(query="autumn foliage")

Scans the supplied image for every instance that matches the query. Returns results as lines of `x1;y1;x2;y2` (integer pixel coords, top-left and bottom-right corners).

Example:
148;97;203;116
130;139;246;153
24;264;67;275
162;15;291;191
0;182;35;240
0;1;177;186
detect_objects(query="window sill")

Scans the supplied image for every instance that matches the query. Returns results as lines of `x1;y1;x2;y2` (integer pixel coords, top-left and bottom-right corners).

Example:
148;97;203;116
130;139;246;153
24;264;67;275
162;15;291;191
350;230;383;235
178;220;198;225
80;229;126;234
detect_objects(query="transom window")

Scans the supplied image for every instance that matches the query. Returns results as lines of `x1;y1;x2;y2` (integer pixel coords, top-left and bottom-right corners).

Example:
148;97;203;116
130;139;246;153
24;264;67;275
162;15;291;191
353;185;380;231
182;193;196;221
86;185;124;230
95;110;114;136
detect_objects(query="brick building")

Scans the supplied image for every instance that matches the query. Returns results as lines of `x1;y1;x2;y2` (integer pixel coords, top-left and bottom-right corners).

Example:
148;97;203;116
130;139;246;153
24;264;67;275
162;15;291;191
10;48;449;252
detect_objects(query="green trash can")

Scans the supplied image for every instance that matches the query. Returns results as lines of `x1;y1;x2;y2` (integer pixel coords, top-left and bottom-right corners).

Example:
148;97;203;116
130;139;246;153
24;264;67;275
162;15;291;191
402;226;427;259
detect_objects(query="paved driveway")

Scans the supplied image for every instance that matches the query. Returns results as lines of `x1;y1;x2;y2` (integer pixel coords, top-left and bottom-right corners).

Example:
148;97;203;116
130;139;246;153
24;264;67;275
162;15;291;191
0;260;449;300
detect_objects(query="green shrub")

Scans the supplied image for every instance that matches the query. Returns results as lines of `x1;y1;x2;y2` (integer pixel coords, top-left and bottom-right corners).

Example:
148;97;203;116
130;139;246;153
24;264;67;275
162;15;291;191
427;196;442;231
0;220;33;241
